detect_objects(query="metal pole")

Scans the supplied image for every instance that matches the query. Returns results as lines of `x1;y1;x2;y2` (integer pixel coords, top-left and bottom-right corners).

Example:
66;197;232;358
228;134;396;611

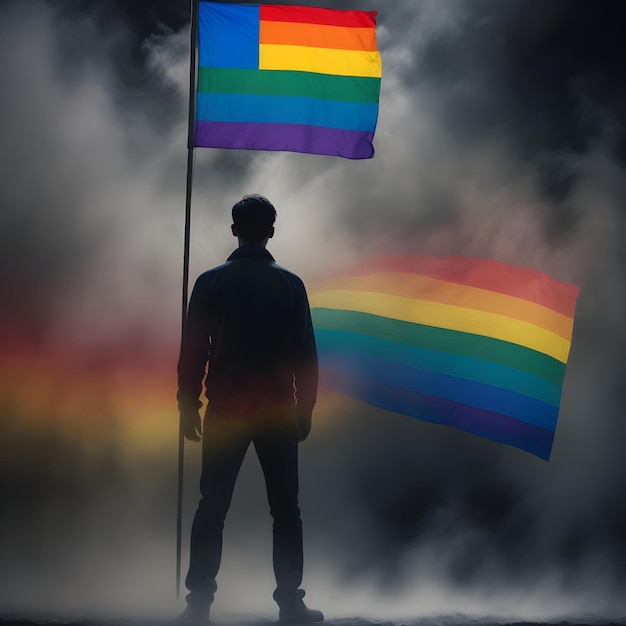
177;0;199;600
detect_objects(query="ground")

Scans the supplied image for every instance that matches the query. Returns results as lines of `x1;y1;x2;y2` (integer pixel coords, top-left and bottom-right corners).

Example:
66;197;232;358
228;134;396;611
2;617;626;626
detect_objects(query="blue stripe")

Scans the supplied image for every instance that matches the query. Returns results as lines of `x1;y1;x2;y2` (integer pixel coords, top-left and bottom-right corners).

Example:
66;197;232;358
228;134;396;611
198;2;259;69
315;328;563;407
319;350;559;431
197;92;379;131
320;368;555;460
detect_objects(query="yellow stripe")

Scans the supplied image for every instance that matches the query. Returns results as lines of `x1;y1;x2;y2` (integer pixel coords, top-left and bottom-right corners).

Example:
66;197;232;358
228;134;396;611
309;290;573;363
312;273;575;340
259;44;382;78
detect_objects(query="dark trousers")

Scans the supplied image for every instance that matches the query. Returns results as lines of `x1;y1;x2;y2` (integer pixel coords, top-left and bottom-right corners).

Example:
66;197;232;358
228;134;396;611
185;408;304;607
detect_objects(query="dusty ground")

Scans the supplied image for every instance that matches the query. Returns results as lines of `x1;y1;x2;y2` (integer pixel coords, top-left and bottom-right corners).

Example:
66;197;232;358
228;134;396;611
2;617;626;626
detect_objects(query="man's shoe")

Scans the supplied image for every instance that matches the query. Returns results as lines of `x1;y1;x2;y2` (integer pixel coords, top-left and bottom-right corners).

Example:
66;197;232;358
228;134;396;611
279;599;324;624
177;603;211;624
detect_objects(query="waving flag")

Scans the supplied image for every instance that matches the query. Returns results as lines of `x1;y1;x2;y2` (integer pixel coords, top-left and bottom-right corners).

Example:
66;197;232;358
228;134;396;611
311;256;579;460
195;2;382;159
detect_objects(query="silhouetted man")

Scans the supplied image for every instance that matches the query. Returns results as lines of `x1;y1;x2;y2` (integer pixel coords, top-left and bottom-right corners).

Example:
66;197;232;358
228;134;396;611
177;195;323;624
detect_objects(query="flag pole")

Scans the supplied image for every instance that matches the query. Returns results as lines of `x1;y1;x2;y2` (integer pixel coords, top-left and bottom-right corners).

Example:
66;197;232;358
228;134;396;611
177;0;199;600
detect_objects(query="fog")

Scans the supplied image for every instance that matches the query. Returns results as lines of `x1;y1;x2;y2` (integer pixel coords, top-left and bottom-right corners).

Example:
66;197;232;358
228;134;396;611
1;0;626;622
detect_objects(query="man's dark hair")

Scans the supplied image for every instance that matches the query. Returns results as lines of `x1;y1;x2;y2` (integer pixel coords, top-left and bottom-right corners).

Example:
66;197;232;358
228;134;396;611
232;194;277;243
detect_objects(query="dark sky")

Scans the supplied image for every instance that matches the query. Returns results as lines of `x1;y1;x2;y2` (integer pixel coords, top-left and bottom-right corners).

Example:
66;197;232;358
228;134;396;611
1;0;626;621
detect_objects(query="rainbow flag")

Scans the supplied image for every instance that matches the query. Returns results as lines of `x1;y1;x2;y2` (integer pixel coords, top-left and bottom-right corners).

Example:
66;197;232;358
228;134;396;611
310;256;580;460
195;2;382;159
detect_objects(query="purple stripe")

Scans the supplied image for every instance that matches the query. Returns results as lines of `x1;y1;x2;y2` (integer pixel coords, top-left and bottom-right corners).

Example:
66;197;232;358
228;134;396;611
321;368;555;460
195;120;374;159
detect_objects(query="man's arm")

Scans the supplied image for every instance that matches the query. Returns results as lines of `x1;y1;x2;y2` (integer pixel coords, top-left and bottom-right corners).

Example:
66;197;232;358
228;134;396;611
177;276;211;442
293;283;318;441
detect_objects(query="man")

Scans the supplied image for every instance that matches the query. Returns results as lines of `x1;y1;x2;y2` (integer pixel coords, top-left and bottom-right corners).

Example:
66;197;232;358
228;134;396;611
177;194;323;624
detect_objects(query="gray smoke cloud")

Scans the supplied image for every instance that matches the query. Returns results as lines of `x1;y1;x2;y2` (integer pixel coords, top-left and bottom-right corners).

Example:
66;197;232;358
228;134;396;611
1;0;626;622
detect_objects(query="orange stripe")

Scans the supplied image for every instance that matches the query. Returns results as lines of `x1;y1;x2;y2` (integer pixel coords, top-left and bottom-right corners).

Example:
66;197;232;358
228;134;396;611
310;272;574;340
260;21;378;52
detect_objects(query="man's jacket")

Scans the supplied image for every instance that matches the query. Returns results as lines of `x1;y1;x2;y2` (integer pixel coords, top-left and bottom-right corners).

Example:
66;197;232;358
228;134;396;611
177;245;318;415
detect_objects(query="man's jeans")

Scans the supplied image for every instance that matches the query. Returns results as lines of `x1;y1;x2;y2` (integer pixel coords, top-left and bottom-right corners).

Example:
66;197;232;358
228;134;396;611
185;408;304;608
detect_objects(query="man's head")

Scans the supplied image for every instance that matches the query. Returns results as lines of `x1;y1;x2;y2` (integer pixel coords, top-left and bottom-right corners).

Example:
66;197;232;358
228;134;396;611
231;194;276;245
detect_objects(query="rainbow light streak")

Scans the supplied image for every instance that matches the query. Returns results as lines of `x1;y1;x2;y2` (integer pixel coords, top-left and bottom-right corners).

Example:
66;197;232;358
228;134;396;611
0;327;179;452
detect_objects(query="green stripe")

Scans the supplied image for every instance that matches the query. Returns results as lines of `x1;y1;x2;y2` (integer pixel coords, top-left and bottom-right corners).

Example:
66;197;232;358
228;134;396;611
198;67;381;103
315;329;562;406
312;308;566;387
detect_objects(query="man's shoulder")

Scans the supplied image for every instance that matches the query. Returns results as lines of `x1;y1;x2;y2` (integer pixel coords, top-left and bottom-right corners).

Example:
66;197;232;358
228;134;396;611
270;260;301;277
192;261;232;290
269;261;307;287
199;260;231;277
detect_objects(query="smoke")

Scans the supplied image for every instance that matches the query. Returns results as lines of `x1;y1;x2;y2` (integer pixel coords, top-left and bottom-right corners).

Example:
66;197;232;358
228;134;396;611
1;0;626;622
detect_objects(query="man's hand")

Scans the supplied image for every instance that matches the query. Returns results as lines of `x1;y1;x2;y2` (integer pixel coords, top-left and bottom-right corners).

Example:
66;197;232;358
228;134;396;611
296;406;313;442
180;407;202;442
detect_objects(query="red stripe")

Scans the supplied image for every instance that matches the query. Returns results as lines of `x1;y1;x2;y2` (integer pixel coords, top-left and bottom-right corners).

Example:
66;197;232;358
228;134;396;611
324;255;579;318
260;5;377;29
